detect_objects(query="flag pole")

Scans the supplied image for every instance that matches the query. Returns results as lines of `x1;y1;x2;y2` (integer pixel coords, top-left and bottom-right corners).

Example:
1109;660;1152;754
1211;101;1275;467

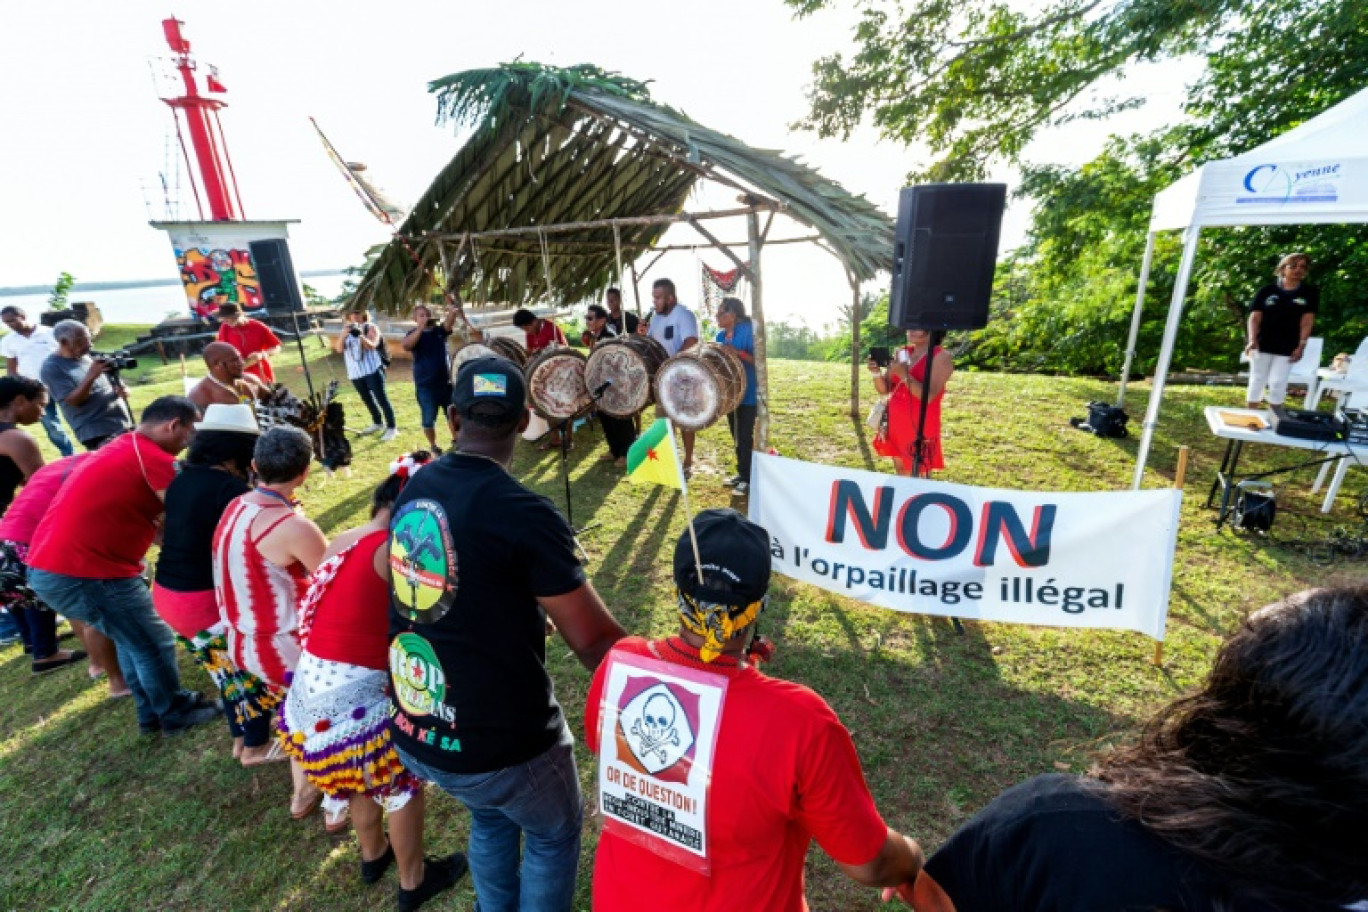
671;420;706;584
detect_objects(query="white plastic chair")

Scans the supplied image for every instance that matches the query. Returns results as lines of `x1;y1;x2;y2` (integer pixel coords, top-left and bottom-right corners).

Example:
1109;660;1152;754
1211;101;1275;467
1287;336;1323;389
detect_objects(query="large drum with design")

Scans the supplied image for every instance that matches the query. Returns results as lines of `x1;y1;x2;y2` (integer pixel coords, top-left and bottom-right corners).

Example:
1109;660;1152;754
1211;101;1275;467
450;342;495;376
525;347;590;421
697;343;747;416
584;335;668;418
486;335;528;369
654;348;744;431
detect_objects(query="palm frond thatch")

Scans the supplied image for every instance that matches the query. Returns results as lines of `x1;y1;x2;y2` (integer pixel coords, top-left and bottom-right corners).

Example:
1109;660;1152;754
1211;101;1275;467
352;62;892;315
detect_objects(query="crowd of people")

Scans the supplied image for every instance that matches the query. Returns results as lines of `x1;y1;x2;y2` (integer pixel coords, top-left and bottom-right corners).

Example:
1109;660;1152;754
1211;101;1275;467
2;300;1365;912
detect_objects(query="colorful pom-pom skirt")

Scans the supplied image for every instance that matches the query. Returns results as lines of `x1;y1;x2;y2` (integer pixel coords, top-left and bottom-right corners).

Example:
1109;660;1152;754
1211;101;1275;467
177;625;283;730
280;652;418;813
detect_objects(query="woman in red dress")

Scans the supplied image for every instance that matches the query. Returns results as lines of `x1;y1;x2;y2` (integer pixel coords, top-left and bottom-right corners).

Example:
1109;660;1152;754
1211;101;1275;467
868;329;954;476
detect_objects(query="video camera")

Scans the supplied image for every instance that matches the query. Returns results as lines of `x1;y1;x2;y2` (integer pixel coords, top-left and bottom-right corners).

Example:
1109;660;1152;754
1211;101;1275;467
93;350;138;372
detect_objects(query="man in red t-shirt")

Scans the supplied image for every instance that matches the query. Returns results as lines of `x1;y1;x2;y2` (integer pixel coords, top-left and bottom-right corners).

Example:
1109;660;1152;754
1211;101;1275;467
512;307;568;354
216;302;283;384
585;509;926;911
28;396;222;737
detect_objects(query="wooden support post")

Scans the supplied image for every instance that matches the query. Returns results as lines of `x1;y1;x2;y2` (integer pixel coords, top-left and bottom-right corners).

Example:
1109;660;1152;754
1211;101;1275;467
748;210;769;451
848;276;861;419
1153;444;1190;668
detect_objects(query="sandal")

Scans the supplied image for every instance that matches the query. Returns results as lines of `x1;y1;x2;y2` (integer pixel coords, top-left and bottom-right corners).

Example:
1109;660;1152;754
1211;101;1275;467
324;804;351;835
32;650;88;675
290;788;324;820
241;740;290;767
108;688;133;699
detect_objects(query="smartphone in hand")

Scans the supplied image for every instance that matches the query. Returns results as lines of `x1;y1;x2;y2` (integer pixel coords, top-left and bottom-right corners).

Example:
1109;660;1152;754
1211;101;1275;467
870;346;891;367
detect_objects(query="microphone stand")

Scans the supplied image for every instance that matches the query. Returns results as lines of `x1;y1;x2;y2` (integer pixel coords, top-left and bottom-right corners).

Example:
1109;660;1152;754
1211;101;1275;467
541;379;613;559
906;344;964;634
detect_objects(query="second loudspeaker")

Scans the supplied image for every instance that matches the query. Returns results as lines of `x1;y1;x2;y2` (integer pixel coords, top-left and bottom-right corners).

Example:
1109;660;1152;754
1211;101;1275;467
889;183;1006;331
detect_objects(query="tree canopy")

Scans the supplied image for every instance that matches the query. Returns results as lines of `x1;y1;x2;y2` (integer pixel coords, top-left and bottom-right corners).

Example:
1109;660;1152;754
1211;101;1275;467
792;0;1368;376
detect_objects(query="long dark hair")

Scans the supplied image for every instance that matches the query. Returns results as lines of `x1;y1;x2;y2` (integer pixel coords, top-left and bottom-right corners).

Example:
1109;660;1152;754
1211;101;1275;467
1095;586;1368;906
185;430;258;477
719;297;751;324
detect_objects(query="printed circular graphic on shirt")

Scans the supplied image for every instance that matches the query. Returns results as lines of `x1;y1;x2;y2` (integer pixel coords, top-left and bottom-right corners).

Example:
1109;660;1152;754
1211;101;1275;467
389;632;452;721
388;499;458;624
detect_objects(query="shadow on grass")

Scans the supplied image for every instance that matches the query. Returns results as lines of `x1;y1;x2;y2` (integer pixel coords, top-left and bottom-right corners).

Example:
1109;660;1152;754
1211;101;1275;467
760;633;1126;910
848;417;877;471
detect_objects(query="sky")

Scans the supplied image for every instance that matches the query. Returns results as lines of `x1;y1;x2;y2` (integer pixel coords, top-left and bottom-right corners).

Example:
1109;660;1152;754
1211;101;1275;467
0;0;1200;326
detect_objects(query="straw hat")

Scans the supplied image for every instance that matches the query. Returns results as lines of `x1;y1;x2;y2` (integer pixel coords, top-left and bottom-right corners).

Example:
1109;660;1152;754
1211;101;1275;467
195;403;261;435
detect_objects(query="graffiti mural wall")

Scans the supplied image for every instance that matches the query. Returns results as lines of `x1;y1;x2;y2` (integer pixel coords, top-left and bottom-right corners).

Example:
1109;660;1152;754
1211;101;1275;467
152;220;295;320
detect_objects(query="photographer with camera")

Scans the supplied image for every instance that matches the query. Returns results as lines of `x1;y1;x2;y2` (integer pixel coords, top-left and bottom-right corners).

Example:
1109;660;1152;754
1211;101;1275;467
334;309;397;442
39;320;132;451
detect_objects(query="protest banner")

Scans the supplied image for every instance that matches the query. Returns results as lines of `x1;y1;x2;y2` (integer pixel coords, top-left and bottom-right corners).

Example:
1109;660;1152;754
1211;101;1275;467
749;453;1181;640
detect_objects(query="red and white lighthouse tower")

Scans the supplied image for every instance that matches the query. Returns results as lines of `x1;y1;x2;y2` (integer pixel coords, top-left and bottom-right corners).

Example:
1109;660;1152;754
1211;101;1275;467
159;17;243;221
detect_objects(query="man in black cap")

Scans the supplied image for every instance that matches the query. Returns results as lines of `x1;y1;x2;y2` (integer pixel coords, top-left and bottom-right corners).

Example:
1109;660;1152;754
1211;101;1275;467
584;509;927;910
386;355;626;912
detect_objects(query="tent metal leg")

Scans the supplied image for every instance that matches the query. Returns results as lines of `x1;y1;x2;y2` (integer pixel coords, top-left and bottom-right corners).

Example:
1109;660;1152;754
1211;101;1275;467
1132;226;1202;490
1117;231;1156;408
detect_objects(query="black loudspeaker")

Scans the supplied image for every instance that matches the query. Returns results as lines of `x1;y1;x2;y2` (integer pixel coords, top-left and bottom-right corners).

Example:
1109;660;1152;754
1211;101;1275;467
249;238;305;312
889;183;1007;331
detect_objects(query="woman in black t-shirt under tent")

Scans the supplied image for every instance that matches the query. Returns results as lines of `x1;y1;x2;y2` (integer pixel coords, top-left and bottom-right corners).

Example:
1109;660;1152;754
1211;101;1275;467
1245;252;1318;409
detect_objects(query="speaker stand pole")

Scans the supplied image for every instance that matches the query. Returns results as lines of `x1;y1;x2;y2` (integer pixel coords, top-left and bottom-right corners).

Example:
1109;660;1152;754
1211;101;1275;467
909;355;964;635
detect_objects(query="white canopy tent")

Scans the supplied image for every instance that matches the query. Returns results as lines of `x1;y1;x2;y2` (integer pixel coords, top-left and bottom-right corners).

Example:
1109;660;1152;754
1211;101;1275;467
1120;88;1368;489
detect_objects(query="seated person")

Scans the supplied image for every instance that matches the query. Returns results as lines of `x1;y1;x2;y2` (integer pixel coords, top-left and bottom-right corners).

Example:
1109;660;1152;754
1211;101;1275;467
585;509;925;910
902;586;1368;912
188;342;270;415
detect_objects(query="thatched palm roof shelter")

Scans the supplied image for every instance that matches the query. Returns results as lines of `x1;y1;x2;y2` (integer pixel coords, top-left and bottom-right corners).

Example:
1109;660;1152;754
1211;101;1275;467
352;62;893;445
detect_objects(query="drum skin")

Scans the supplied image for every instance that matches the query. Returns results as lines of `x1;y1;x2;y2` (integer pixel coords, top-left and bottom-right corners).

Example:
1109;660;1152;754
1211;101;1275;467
655;353;725;431
525;347;590;420
450;342;495;377
585;336;666;418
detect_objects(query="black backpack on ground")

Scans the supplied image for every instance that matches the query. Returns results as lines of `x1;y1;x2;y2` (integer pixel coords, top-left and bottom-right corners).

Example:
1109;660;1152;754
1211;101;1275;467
1070;401;1129;438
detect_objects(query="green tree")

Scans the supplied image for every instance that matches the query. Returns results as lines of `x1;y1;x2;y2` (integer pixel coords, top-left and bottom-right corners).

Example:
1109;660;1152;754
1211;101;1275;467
792;0;1368;374
788;0;1365;181
47;271;75;311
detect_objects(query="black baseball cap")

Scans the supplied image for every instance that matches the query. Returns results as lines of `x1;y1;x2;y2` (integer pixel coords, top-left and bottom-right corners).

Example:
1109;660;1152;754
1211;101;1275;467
450;355;527;422
673;508;771;606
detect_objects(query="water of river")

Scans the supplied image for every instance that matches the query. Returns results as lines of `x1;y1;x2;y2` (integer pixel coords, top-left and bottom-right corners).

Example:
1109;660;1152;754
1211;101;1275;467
0;275;349;326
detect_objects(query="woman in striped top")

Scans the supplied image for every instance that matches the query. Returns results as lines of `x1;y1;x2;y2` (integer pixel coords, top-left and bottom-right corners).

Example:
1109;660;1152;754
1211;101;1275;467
213;425;332;820
335;309;397;442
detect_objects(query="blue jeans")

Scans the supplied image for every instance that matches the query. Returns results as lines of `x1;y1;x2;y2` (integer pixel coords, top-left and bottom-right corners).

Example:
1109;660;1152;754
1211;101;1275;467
41;398;74;458
398;729;583;912
352;369;396;429
415;382;452;430
29;569;195;727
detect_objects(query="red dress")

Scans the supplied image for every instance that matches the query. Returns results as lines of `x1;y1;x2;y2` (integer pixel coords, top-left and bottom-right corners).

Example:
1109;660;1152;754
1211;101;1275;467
875;345;945;472
217;319;281;384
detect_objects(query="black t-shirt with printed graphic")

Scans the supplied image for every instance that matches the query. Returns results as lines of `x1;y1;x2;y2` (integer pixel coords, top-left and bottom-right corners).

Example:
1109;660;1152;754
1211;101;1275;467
1250;283;1319;356
386;452;586;774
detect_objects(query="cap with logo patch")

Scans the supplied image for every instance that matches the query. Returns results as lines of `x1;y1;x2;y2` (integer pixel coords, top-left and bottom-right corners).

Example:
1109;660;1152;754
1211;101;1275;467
450;355;527;422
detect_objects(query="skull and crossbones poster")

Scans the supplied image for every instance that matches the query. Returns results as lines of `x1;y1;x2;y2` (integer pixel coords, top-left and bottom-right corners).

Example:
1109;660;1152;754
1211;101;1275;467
597;653;727;874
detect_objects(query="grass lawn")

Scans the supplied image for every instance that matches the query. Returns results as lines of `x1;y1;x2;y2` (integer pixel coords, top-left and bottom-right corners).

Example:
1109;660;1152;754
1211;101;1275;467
1;325;1359;910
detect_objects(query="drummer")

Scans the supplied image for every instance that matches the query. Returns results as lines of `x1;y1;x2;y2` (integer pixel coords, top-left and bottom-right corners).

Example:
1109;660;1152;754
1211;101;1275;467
583;305;637;468
605;288;639;337
514;308;571;450
715;297;757;496
513;308;568;354
647;279;700;478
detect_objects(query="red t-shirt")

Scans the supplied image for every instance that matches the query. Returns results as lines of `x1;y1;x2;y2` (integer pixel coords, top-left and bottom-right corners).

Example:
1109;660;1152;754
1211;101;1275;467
585;636;889;912
28;433;176;579
0;453;89;545
525;319;568;354
301;530;389;671
217;319;281;383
